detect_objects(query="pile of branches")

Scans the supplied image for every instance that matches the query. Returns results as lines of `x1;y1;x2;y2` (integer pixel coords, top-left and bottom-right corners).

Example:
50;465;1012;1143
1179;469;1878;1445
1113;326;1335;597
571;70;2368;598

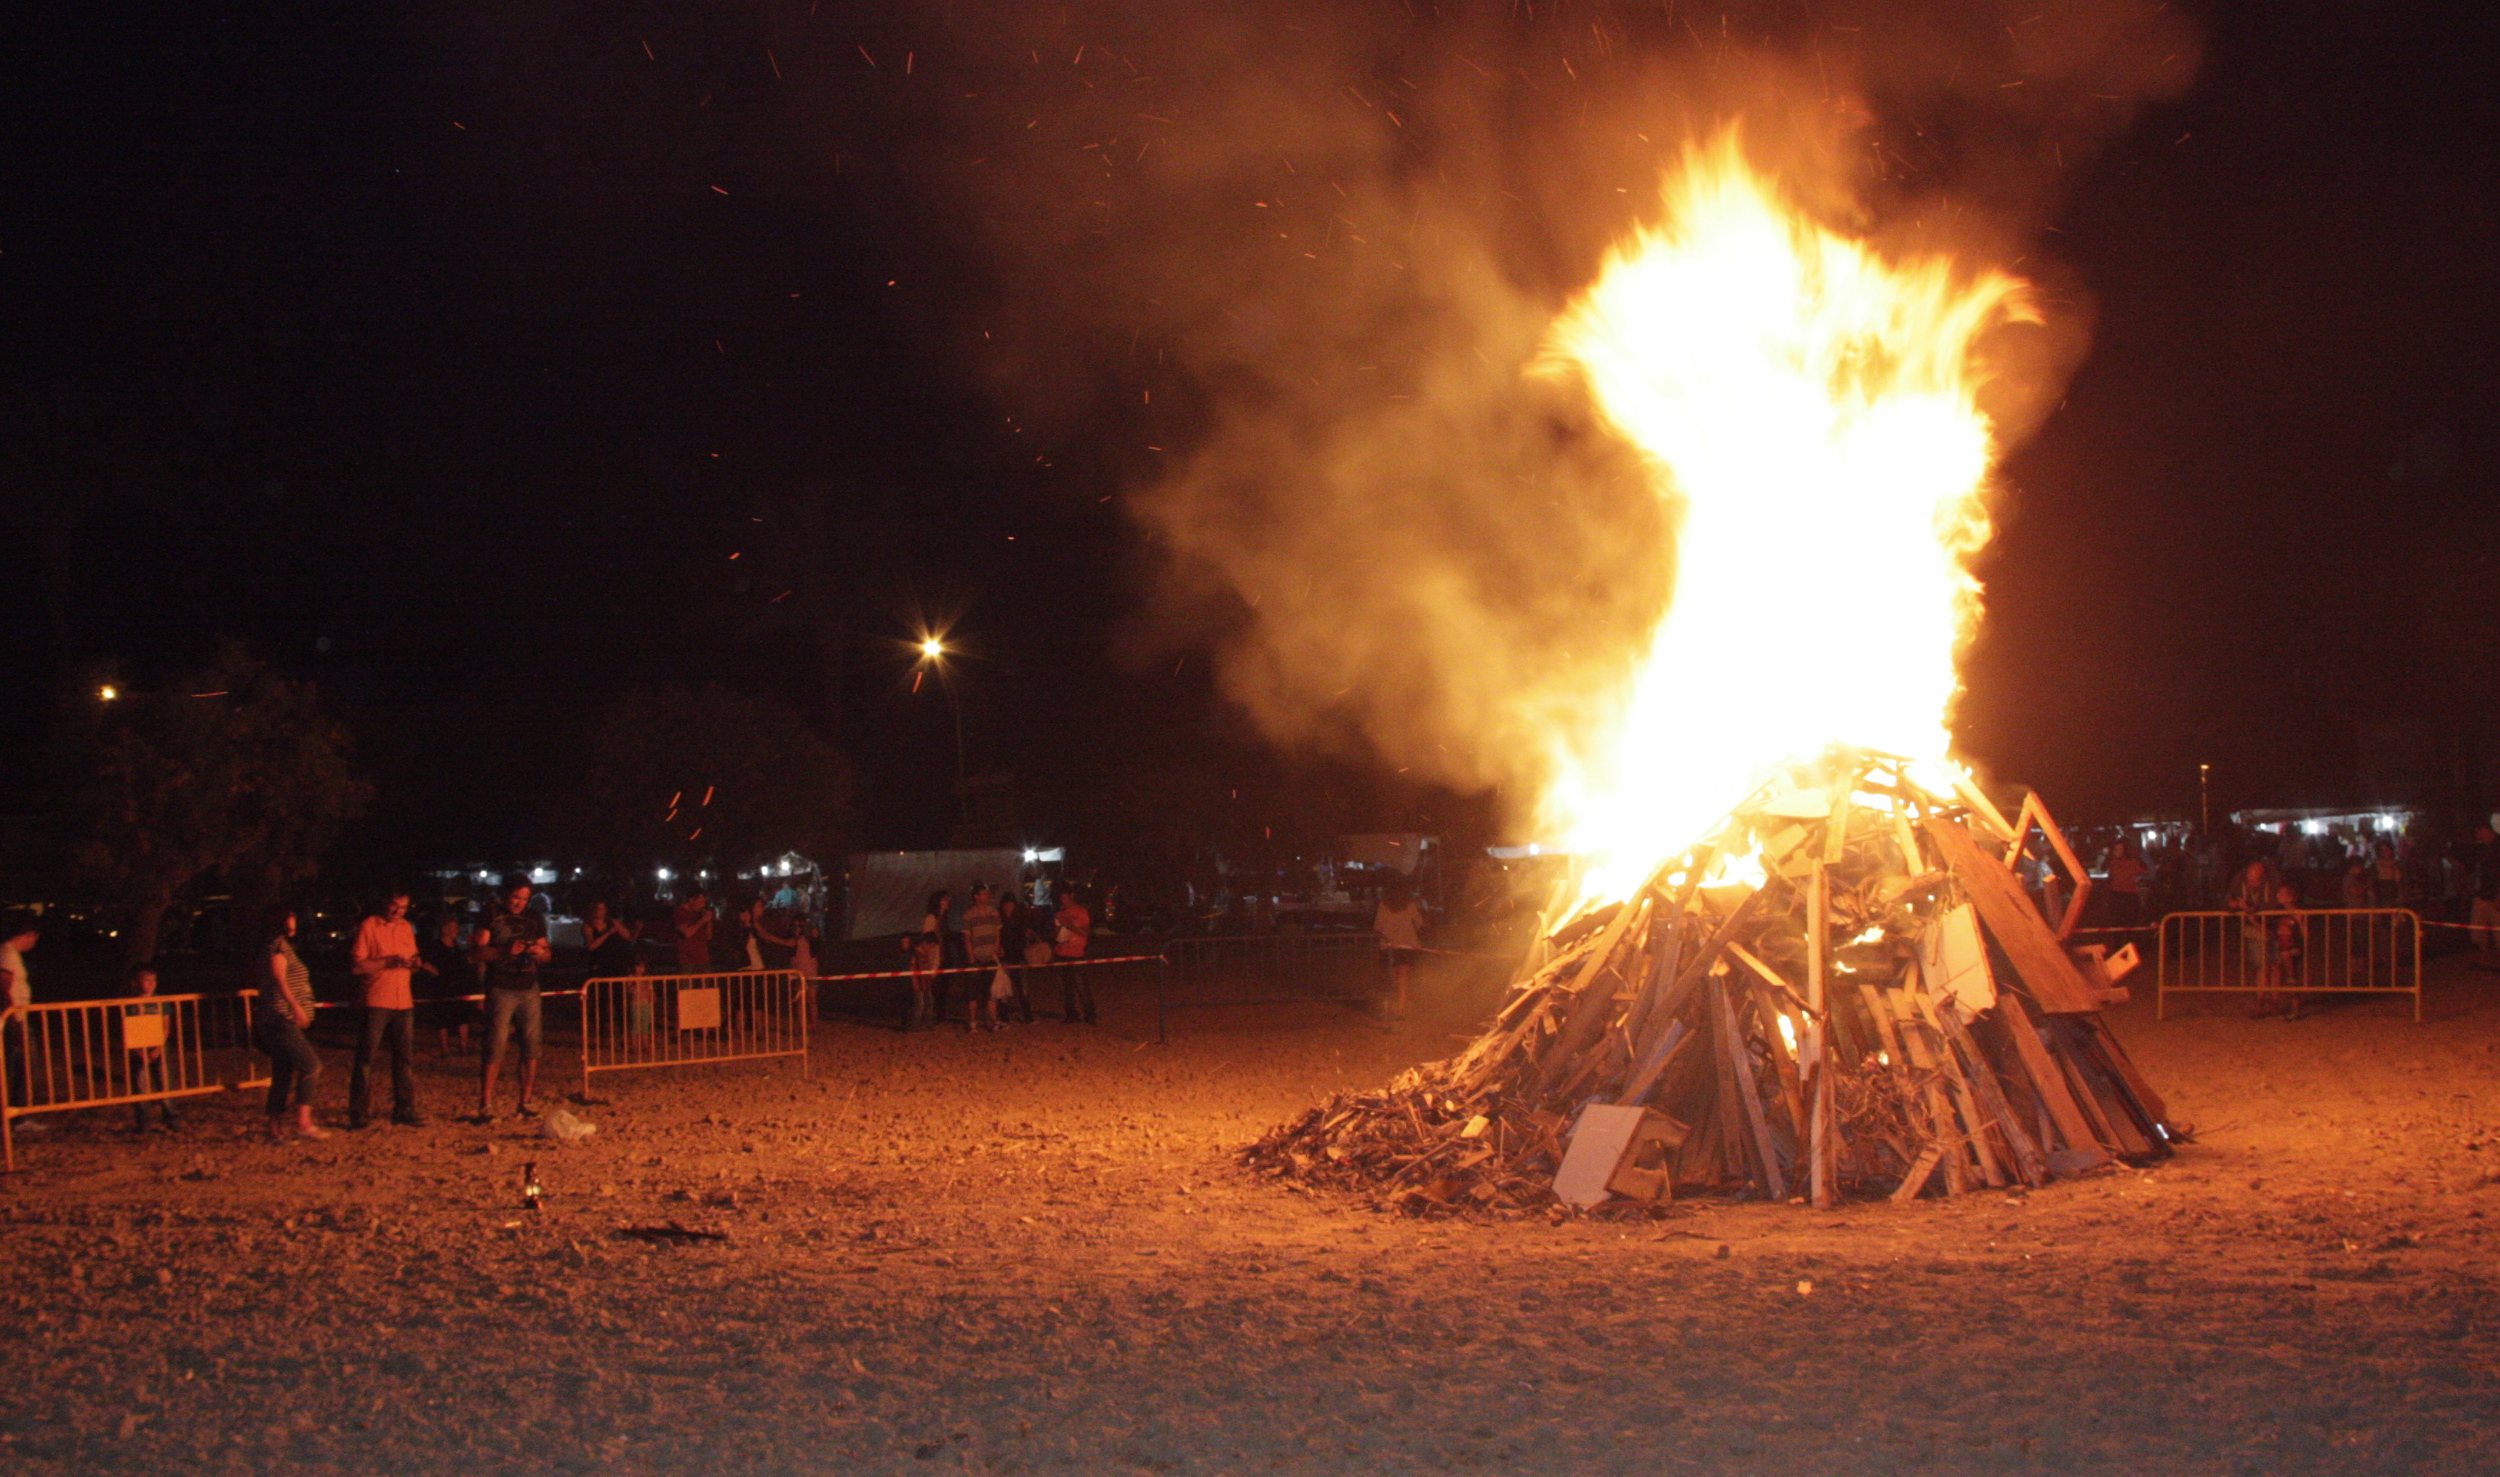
1242;747;2177;1214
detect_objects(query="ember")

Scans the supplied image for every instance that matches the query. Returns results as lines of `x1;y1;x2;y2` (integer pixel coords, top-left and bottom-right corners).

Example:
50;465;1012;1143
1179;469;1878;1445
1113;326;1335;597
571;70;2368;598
1242;747;2177;1213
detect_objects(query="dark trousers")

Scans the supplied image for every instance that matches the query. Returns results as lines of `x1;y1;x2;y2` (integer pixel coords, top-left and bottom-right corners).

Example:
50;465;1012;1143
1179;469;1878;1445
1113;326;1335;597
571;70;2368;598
129;1052;178;1128
257;1016;321;1114
350;1006;418;1123
1057;959;1095;1023
2;1017;25;1108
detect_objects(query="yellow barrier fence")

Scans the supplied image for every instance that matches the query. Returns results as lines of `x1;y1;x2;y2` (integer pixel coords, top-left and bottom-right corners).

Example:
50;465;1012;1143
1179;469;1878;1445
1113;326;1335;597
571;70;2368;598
579;970;809;1097
2;990;274;1170
2156;909;2421;1021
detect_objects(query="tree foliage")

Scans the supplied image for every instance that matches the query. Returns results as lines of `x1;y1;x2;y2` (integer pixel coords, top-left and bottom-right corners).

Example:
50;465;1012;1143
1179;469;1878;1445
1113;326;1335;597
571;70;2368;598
76;643;371;959
557;684;853;877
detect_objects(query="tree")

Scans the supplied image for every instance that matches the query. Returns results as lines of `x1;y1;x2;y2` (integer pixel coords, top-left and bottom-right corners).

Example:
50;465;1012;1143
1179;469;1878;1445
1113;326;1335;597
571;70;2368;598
556;684;854;883
76;642;371;964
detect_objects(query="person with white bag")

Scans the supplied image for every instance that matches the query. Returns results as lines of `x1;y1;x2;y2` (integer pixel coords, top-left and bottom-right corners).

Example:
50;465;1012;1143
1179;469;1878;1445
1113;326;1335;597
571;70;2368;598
962;883;1006;1033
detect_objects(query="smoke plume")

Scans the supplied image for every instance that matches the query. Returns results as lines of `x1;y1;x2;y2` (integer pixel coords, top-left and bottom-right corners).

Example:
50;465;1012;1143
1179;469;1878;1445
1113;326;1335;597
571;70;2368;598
898;0;2200;827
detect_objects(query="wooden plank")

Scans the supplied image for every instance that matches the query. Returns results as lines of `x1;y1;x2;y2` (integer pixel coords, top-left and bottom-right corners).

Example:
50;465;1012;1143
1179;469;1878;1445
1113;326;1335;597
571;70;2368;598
1930;999;2047;1187
2080;1014;2173;1127
1806;861;1835;1209
1713;975;1787;1201
2011;792;2095;942
1862;981;1968;1195
1901;997;1997;1188
1533;898;1651;1094
1616;1020;1691;1107
2057;1045;2154;1158
1993;990;2109;1160
1923;816;2103;1014
1890;1144;1945;1204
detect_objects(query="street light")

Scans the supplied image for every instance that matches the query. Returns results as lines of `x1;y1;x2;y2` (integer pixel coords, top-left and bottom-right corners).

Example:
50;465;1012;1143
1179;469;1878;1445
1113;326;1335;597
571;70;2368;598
917;634;970;827
2199;763;2211;833
97;685;118;702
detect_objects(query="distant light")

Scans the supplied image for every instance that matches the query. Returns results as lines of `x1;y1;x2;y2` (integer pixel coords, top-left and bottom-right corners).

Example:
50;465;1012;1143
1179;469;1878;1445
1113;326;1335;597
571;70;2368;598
1023;849;1038;863
97;685;118;702
529;866;557;885
656;868;673;881
920;637;945;660
1528;843;1541;857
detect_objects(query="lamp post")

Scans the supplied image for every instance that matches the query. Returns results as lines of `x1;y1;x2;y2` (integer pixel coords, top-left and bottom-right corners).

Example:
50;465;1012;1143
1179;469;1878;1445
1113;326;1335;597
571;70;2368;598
919;637;970;827
2199;763;2211;834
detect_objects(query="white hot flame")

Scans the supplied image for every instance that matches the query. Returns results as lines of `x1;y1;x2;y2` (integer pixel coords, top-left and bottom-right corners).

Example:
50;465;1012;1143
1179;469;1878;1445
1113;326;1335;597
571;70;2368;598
1541;133;2035;899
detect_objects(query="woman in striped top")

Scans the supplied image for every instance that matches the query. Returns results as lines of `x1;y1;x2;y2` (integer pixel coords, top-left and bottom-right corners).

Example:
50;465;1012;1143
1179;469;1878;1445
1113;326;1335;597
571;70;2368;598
255;906;328;1142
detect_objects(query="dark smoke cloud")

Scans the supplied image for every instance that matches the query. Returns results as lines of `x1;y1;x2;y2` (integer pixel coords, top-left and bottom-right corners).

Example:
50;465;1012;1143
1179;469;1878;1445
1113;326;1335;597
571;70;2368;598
818;0;2202;821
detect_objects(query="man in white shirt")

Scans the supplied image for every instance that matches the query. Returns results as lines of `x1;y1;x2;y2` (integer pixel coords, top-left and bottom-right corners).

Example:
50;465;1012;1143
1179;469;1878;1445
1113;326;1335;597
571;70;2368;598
0;913;37;1109
349;892;425;1127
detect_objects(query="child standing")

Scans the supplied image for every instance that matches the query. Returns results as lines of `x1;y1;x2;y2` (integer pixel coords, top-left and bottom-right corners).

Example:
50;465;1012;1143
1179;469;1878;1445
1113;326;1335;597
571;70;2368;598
2260;882;2309;1019
123;964;179;1132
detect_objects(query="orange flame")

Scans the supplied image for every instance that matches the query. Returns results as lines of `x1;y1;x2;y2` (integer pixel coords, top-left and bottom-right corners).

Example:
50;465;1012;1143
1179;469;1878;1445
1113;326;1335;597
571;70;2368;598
1542;133;2036;898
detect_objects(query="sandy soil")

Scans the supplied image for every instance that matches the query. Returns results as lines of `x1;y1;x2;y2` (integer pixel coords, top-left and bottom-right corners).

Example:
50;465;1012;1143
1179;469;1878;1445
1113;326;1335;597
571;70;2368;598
5;952;2499;1476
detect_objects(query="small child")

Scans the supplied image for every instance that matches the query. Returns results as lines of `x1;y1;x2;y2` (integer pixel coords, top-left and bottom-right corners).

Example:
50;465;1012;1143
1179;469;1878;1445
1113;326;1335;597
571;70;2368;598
2258;882;2308;1020
123;964;180;1132
625;957;656;1043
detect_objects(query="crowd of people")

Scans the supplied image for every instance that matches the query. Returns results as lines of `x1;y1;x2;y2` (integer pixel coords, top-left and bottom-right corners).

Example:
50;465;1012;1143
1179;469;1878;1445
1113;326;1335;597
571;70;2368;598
2080;821;2475;924
227;874;1123;1138
900;883;1097;1033
9;864;1426;1143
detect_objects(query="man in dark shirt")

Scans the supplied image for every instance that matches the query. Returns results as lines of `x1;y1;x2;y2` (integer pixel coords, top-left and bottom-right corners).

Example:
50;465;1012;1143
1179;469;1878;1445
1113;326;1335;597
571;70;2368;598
472;876;551;1119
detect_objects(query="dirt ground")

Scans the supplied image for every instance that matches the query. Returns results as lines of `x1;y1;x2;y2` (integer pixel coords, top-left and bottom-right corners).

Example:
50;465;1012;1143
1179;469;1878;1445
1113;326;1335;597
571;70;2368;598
6;950;2500;1476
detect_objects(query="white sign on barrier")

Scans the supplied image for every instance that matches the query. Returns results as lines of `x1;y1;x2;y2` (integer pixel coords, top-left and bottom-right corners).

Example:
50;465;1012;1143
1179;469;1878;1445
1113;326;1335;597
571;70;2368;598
677;988;722;1032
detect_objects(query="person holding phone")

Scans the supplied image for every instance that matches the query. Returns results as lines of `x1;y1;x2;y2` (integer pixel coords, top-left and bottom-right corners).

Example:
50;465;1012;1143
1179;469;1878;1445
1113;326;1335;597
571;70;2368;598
472;875;551;1119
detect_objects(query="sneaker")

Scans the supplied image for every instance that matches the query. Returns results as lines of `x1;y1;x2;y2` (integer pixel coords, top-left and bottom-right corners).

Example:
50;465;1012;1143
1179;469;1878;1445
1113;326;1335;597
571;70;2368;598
296;1122;331;1141
515;1101;539;1118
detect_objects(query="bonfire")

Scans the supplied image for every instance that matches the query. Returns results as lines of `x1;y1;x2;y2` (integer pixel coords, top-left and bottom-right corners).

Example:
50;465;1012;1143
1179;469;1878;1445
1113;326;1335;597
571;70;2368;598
1243;746;2174;1212
1243;135;2175;1211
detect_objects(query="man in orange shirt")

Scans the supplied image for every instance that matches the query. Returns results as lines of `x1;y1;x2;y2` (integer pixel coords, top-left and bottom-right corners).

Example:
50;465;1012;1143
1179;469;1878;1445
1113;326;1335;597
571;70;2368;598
1053;887;1095;1025
350;891;426;1127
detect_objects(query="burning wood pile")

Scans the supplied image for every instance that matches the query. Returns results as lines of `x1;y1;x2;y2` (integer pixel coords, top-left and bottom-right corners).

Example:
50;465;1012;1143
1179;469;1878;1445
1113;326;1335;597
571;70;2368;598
1243;747;2176;1213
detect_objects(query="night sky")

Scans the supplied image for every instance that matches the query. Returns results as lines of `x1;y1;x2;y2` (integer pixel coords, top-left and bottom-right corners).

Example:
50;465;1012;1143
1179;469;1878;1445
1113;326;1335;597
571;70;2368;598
4;0;2495;869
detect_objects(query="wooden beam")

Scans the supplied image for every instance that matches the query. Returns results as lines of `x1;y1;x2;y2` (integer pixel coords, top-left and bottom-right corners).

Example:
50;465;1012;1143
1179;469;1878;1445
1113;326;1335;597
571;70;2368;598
1923;816;2103;1014
1713;975;1787;1201
1991;991;2111;1166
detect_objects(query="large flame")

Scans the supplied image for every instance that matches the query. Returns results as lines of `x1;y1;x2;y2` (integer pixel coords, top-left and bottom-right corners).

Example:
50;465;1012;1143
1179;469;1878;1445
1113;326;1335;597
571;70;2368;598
1542;134;2036;899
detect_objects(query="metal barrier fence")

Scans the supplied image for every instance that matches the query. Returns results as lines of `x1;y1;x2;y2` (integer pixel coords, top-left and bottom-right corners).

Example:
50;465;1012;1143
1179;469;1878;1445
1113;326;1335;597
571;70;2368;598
579;970;809;1097
3;991;273;1171
1155;933;1384;1041
2156;909;2422;1021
